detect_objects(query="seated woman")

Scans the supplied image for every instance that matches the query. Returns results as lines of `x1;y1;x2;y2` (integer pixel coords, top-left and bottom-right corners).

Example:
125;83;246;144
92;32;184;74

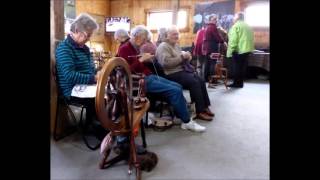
55;13;107;140
155;26;214;121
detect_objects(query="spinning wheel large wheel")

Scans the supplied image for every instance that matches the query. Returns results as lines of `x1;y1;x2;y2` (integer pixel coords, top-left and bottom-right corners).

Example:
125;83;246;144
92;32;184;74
95;57;132;132
95;57;148;180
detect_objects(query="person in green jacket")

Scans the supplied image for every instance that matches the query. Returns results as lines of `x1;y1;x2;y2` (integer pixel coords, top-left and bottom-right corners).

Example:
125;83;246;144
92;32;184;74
226;12;254;88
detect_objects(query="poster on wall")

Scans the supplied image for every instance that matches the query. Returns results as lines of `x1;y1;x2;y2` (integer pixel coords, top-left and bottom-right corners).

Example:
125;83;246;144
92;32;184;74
193;0;235;33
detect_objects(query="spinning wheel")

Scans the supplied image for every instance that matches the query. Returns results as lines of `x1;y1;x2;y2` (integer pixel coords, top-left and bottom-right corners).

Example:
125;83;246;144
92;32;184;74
208;46;229;89
95;57;149;180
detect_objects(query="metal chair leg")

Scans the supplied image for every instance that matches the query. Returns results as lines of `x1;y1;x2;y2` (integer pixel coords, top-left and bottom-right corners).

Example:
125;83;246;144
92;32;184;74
140;119;147;148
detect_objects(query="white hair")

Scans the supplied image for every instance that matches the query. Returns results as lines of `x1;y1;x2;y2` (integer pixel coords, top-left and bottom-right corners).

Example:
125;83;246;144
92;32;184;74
157;26;179;42
114;29;129;41
209;14;217;21
130;25;149;39
70;13;99;33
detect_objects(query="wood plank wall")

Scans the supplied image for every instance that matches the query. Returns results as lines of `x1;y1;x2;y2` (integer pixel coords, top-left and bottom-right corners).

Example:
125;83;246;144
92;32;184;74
74;0;269;54
76;0;111;51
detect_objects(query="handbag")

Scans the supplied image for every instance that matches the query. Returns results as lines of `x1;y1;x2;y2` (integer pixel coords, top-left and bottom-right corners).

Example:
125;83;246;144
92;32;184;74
182;60;195;73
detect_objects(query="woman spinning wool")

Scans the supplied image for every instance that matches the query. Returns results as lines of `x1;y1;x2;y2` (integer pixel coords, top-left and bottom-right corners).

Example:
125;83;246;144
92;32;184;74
155;26;214;121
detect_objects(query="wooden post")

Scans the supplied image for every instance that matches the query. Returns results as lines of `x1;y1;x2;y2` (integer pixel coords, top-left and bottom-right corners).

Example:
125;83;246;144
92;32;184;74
50;0;64;134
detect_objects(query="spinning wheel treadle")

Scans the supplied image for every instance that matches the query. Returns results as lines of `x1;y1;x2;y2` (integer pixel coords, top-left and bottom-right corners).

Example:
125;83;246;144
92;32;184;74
95;57;149;180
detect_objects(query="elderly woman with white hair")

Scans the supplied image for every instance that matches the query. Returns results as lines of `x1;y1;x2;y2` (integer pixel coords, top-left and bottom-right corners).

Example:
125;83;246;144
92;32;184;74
203;14;225;83
114;29;130;56
117;25;206;132
155;26;214;121
55;13;107;141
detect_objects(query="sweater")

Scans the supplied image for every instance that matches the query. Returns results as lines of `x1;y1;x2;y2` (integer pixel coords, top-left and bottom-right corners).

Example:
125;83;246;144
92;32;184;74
202;23;224;55
193;28;206;56
55;35;96;97
155;42;184;75
117;41;152;76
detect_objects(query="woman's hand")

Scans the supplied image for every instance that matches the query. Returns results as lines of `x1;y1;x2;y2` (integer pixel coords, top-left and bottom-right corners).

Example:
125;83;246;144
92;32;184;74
139;53;154;63
181;51;192;61
95;71;101;82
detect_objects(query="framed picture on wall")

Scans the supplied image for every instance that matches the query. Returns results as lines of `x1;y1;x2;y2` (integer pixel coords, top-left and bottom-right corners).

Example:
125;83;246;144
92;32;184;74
88;13;106;42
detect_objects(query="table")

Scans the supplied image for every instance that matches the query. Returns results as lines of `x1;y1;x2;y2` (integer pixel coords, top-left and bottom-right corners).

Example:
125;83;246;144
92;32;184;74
247;52;270;72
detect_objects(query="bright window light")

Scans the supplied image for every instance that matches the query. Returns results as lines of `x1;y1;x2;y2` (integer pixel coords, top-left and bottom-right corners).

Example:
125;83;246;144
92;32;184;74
147;10;188;30
177;10;187;29
245;3;269;27
147;11;173;30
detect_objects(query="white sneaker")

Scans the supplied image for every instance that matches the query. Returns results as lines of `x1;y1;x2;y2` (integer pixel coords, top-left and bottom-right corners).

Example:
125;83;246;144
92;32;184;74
181;120;206;132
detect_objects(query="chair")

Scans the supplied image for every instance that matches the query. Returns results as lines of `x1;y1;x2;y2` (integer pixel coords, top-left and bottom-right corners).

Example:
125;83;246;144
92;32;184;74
52;61;101;150
96;57;150;180
208;53;229;90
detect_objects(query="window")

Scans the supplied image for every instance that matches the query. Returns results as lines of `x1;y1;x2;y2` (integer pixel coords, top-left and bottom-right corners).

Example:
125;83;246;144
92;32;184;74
177;10;187;29
147;11;173;30
146;9;188;31
244;2;269;27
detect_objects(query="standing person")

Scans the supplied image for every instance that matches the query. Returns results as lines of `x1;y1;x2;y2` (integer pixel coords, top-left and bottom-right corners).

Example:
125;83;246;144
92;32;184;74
202;14;225;83
114;29;130;56
193;25;206;79
226;12;254;88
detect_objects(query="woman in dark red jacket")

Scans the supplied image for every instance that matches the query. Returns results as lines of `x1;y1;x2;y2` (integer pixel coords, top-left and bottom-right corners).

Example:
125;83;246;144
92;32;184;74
202;14;225;82
193;25;206;79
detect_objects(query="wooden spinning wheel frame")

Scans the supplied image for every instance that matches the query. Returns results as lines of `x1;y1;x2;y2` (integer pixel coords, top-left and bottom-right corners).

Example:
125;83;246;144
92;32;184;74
95;57;149;180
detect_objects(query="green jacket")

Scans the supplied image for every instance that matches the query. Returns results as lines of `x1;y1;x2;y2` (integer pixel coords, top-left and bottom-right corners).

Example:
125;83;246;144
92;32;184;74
226;20;254;58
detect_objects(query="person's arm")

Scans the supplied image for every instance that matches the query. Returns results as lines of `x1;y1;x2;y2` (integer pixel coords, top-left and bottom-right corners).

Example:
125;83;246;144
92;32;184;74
56;48;95;84
226;25;239;58
118;46;146;73
193;31;200;56
155;44;183;69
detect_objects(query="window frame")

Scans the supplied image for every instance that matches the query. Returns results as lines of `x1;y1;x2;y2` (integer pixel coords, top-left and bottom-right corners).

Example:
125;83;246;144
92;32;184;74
145;7;190;33
244;2;269;29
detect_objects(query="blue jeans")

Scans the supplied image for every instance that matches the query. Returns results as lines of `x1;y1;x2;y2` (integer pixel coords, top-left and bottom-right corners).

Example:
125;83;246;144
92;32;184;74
145;74;190;123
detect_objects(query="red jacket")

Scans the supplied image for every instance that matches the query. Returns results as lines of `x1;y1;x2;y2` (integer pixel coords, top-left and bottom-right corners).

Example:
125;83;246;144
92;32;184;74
202;23;224;55
117;41;152;76
193;28;206;56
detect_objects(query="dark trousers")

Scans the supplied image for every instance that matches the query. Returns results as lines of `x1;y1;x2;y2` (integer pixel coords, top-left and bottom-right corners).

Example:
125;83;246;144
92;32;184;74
69;96;108;141
196;55;206;80
232;52;250;86
68;97;96;125
204;55;217;82
166;71;211;114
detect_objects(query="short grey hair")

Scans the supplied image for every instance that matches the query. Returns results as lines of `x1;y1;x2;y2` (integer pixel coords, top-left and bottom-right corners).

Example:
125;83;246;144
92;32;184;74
130;25;149;39
209;14;217;21
157;27;167;39
236;12;245;20
70;13;99;33
158;26;179;42
114;29;129;41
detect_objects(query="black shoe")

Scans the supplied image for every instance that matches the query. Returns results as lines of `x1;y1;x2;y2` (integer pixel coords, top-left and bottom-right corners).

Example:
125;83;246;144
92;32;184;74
227;83;243;88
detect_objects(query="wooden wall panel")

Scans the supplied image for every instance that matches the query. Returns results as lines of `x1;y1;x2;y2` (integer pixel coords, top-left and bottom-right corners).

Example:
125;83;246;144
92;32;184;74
108;0;269;54
74;0;269;54
76;0;110;51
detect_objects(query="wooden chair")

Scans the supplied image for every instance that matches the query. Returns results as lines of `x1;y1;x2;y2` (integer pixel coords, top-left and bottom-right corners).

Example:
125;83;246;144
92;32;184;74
95;57;150;180
52;61;101;150
208;52;229;90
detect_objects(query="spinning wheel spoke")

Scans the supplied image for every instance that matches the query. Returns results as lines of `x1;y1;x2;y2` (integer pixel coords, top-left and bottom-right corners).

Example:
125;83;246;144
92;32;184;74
95;57;146;180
